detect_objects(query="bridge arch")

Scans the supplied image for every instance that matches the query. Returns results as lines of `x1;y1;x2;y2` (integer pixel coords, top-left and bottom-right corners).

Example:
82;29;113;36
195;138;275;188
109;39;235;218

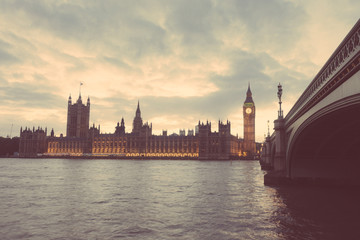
287;94;360;181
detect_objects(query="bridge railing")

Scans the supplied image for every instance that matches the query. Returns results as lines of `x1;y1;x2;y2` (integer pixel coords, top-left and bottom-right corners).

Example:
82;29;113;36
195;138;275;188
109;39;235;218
285;19;360;126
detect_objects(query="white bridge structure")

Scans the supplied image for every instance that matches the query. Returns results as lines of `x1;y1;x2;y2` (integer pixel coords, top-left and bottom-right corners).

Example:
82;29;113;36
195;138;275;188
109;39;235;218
261;19;360;185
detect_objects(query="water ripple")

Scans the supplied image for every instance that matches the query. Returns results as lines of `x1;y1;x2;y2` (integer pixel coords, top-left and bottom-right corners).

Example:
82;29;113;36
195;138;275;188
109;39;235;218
0;159;360;239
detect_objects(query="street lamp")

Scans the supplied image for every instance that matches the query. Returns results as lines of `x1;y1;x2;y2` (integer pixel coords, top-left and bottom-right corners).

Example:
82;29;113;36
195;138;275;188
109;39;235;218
277;83;283;118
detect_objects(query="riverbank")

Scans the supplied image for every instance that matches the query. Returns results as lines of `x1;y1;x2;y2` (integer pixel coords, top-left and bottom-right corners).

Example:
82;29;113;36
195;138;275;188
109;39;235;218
4;155;259;161
264;170;360;188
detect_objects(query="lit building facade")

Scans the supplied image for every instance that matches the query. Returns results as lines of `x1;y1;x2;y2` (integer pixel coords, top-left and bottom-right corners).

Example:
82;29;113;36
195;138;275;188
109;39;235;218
19;89;257;159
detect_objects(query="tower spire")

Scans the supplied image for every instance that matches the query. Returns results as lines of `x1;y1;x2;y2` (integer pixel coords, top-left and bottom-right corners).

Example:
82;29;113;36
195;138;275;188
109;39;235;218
247;82;252;97
132;100;143;134
136;100;141;117
245;83;254;103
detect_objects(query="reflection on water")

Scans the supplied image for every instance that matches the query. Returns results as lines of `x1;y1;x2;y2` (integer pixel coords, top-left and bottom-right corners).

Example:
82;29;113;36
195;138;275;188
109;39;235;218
272;185;360;239
0;158;359;239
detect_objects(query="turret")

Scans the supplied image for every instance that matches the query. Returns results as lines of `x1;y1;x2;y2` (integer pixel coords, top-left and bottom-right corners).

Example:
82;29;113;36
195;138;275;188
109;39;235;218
219;120;231;136
87;96;90;106
77;94;82;104
68;94;72;105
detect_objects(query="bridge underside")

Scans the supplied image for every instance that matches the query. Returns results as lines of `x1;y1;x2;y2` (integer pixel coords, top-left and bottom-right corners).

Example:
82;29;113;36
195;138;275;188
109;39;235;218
290;103;360;182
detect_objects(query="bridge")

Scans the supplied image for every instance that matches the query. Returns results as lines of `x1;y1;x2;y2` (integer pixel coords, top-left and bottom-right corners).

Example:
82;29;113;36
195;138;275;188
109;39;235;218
261;19;360;186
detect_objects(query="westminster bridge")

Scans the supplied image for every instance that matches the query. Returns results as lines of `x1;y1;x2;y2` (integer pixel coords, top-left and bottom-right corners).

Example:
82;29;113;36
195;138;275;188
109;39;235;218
261;19;360;186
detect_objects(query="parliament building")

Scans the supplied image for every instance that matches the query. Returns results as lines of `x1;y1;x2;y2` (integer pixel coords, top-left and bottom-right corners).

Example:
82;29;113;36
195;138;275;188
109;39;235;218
19;86;257;159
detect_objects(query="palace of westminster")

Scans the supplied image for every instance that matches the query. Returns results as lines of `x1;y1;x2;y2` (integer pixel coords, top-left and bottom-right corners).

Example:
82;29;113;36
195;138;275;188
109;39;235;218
19;86;257;159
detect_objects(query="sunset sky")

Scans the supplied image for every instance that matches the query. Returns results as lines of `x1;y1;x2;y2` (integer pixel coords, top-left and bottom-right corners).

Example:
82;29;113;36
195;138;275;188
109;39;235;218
0;0;359;141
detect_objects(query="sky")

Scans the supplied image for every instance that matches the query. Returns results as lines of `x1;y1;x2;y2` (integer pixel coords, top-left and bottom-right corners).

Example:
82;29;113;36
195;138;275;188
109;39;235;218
0;0;359;141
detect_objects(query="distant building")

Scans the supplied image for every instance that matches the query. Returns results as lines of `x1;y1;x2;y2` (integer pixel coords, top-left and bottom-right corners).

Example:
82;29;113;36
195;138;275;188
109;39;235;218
19;87;257;159
198;120;241;160
19;127;47;157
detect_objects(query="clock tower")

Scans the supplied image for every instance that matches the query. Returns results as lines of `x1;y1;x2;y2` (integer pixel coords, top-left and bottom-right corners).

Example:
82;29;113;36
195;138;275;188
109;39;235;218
243;84;256;155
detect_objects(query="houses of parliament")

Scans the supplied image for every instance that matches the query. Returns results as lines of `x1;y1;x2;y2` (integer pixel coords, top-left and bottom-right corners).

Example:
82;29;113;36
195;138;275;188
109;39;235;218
19;86;257;159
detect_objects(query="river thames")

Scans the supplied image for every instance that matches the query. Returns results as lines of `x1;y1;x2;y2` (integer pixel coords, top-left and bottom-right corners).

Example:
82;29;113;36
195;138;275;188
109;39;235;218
0;158;359;239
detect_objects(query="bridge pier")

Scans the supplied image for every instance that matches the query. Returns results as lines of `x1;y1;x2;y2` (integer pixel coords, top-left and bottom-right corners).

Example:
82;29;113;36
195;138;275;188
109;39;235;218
264;117;288;185
273;118;286;172
260;136;272;170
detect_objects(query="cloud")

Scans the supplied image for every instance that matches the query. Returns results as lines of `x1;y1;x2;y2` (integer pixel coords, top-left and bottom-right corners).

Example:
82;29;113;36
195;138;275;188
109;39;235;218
0;49;18;64
0;0;358;141
0;76;64;109
0;39;20;64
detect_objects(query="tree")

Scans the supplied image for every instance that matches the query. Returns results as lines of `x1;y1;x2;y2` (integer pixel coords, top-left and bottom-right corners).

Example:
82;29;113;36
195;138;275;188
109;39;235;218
0;137;19;156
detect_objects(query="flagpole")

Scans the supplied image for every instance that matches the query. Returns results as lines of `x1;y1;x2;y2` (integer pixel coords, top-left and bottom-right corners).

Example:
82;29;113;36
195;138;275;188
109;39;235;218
79;82;83;96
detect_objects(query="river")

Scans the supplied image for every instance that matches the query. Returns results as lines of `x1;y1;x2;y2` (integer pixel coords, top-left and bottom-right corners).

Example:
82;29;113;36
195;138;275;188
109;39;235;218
0;158;359;239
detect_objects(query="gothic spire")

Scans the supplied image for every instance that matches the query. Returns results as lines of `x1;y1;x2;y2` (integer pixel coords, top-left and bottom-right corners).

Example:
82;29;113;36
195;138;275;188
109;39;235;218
245;83;254;103
136;100;141;117
247;82;252;97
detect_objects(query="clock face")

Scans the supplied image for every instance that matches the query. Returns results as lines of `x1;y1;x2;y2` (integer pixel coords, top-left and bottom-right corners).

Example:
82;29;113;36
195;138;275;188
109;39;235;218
246;108;252;114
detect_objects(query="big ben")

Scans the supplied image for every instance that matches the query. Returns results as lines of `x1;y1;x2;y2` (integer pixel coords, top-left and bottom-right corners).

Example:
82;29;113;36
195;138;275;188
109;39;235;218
243;84;256;155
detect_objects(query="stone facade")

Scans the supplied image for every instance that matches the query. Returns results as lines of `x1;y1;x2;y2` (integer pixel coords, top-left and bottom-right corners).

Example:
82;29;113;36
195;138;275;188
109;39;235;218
243;84;256;155
19;88;256;159
66;94;90;138
19;127;47;157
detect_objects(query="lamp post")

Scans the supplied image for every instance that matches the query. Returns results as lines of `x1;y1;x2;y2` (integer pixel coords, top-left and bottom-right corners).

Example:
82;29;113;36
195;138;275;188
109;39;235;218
277;83;283;118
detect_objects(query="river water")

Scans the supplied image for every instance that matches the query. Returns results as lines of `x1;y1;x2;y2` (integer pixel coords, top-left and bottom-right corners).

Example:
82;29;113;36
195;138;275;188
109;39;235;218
0;158;359;239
